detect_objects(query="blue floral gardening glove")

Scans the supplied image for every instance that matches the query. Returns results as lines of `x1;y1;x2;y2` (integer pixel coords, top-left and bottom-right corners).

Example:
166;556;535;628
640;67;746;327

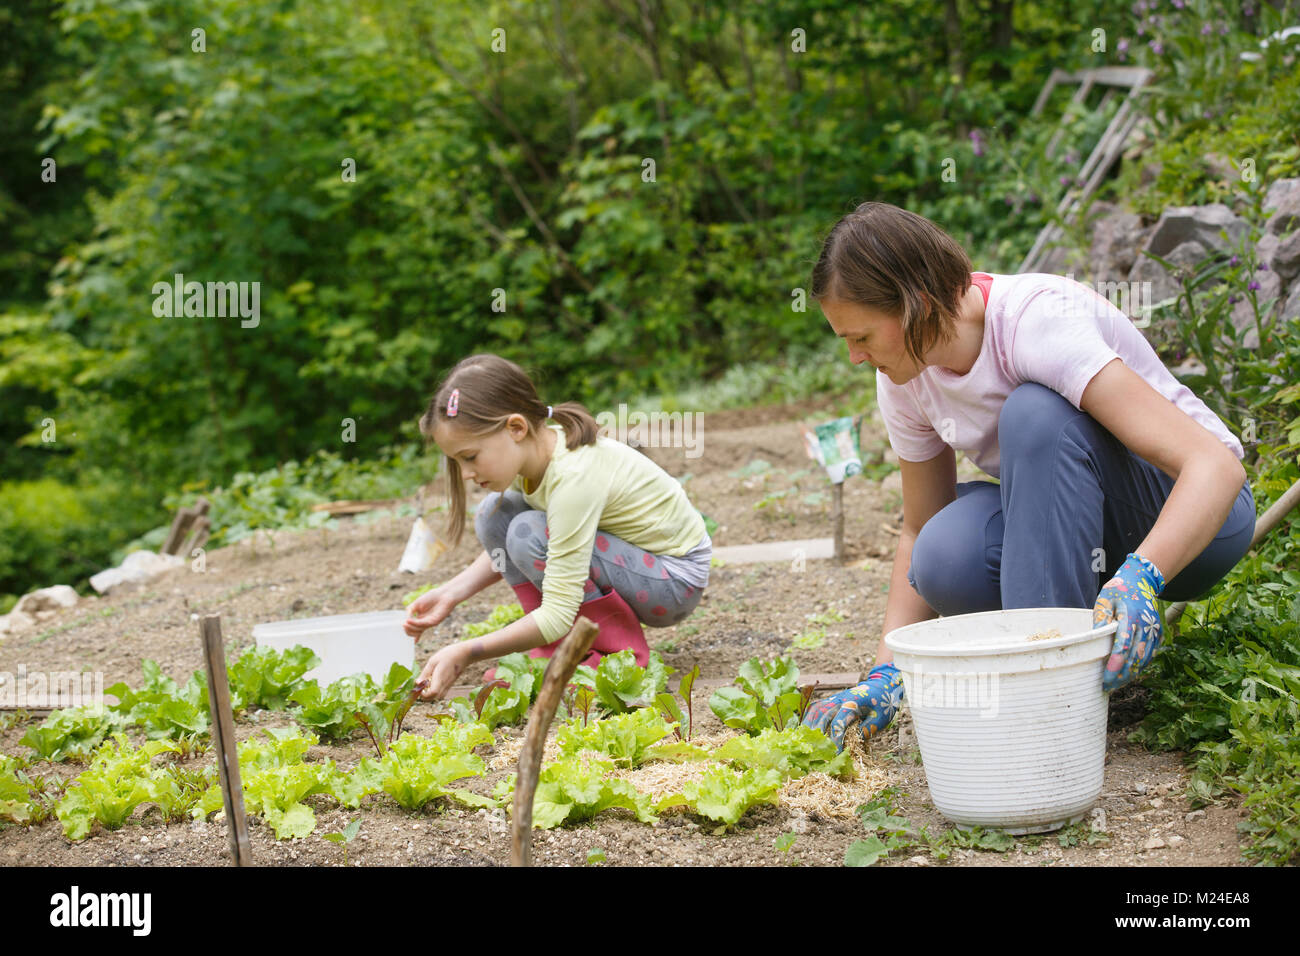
1093;552;1166;693
802;662;905;752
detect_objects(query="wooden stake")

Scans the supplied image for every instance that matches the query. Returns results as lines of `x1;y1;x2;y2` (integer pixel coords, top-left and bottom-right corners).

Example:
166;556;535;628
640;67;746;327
199;615;252;867
832;481;846;564
511;616;600;867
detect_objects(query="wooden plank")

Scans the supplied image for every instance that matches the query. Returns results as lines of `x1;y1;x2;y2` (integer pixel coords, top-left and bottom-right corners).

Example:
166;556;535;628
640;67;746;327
713;537;835;565
200;615;252;867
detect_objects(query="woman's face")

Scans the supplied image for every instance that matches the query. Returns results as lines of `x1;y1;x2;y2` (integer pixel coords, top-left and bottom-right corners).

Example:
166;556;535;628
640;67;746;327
433;417;529;491
819;297;923;385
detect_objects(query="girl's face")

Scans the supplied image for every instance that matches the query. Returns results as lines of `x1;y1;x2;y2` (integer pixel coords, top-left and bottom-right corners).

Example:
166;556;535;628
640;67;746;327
434;415;532;491
818;297;923;384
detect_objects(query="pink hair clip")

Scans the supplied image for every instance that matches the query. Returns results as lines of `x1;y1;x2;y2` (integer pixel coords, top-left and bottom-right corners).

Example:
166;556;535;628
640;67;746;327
446;388;460;417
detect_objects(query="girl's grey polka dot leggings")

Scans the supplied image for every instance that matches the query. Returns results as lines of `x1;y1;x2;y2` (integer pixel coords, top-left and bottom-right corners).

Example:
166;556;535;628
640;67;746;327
474;490;704;627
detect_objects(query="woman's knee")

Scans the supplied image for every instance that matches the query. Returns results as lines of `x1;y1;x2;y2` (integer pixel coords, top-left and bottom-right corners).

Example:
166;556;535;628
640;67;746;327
998;382;1081;461
909;488;1002;615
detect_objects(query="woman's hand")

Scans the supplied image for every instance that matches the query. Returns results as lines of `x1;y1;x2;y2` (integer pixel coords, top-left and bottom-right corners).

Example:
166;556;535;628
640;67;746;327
416;643;472;700
403;586;458;639
803;663;905;752
1093;552;1165;693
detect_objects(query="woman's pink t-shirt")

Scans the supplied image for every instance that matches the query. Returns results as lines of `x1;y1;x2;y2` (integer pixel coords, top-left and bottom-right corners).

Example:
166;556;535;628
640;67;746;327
875;272;1245;478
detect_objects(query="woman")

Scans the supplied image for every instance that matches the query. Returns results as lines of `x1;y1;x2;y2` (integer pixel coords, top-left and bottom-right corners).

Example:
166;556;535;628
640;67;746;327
802;202;1255;752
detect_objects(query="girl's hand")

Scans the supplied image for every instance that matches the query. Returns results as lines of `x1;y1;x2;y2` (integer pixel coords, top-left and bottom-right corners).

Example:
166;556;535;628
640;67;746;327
404;586;458;639
416;643;472;700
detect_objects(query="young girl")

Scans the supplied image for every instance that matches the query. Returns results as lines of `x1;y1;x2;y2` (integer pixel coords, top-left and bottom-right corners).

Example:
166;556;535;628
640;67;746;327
802;202;1255;751
406;353;712;700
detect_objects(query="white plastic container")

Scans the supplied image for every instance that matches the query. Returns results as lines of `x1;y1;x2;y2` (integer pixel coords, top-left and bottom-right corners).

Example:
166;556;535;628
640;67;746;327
252;610;414;687
884;608;1118;834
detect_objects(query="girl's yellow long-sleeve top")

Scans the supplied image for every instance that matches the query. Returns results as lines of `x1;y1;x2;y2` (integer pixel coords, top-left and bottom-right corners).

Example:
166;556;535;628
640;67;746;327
507;425;706;642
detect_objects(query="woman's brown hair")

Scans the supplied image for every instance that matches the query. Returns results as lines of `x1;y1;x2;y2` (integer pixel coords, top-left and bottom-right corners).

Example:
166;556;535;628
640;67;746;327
810;202;973;365
418;353;599;547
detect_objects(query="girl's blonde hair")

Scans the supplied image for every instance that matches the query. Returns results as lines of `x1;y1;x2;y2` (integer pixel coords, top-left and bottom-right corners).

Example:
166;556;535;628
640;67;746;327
418;353;599;547
810;202;973;365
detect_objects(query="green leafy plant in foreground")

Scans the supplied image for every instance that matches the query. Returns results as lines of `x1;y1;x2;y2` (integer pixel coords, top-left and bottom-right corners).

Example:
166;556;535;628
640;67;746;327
530;756;656;829
290;663;414;741
21;706;125;762
713;726;854;780
377;724;496;811
709;656;812;735
657;764;784;827
227;644;320;713
556;707;678;767
108;660;210;741
55;735;186;840
594;649;671;713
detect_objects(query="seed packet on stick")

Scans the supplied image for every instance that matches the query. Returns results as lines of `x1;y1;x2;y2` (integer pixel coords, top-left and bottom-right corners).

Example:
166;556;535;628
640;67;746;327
799;416;864;485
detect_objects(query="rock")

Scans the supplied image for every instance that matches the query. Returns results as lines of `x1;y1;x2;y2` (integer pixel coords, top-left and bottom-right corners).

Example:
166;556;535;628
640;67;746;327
1134;782;1148;795
1088;205;1146;279
1143;835;1167;850
1150;798;1164;809
1264;177;1300;235
1272;229;1300;282
1145;204;1248;256
1167;834;1185;847
0;610;36;636
90;550;185;594
1280;283;1300;323
14;585;80;616
907;855;930;866
1090;807;1108;832
1185;809;1206;823
1129;240;1206;302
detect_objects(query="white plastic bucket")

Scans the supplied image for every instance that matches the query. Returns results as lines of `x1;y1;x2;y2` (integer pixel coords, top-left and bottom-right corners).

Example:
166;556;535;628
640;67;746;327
884;608;1118;834
252;610;414;687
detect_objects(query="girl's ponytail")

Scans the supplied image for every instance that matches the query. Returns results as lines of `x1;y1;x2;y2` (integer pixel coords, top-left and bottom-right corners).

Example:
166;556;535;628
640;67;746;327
548;401;598;449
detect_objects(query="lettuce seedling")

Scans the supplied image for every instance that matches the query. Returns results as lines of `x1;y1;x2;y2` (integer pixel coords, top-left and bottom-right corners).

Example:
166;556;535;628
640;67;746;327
656;764;784;826
21;706;125;763
108;659;210;740
709;656;805;735
594;650;672;713
377;725;494;810
54;735;183;840
713;726;854;780
226;644;320;713
530;756;656;828
556;708;676;767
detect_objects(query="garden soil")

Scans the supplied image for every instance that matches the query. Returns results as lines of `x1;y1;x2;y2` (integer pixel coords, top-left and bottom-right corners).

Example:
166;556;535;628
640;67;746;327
0;394;1250;867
